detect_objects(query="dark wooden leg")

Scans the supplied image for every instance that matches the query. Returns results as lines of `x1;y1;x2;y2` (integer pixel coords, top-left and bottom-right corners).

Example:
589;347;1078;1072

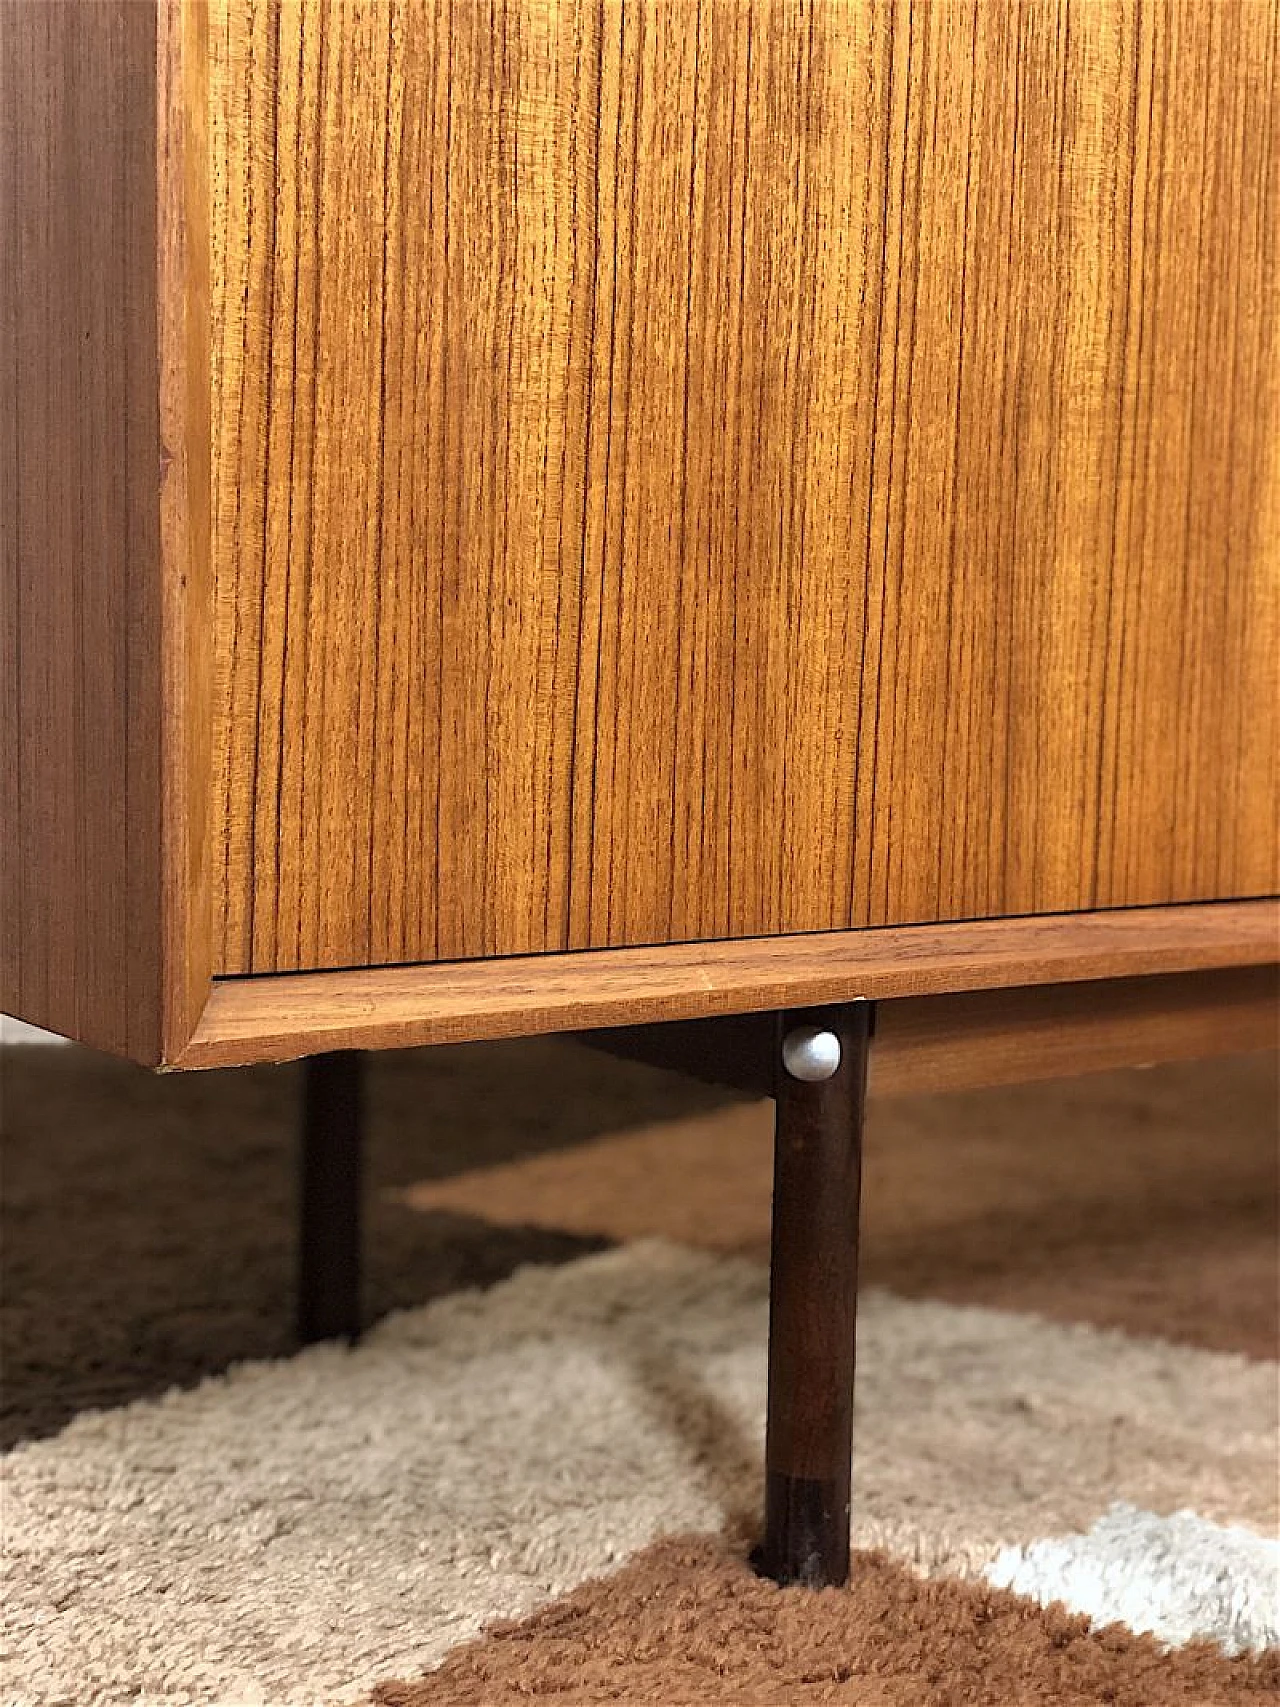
298;1050;364;1345
761;1000;873;1588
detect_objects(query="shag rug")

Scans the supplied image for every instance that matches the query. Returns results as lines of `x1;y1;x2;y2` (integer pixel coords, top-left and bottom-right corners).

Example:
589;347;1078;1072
2;1024;1277;1706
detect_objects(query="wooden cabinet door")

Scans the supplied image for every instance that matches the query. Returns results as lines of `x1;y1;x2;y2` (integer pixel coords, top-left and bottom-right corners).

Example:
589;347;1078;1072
211;0;1279;975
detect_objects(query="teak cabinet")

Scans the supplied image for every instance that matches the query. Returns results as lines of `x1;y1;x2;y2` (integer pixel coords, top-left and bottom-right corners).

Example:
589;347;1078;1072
4;0;1278;1594
3;0;1277;1068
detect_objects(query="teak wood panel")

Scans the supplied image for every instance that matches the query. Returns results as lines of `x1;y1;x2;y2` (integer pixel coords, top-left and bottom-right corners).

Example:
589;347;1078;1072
177;899;1280;1068
209;0;1279;974
1;2;210;1063
869;966;1279;1097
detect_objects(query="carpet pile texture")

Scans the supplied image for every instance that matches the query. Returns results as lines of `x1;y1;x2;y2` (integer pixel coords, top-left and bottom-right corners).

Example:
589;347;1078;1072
2;1028;1276;1705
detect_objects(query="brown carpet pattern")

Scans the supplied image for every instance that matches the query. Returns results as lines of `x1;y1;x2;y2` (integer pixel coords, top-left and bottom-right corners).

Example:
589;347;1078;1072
2;1032;1276;1704
378;1536;1280;1707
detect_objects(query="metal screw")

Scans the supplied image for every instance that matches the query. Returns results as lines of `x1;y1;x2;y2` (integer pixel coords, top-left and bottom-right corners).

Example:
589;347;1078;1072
781;1026;842;1083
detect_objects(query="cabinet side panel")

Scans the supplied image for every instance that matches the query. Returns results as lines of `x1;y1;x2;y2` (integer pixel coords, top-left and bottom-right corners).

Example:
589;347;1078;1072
1;4;171;1060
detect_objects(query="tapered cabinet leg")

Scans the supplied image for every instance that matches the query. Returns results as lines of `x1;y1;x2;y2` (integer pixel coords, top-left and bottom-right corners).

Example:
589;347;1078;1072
297;1050;364;1345
761;1000;873;1588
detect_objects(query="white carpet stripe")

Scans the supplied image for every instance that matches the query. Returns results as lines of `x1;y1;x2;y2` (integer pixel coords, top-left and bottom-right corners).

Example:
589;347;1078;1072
987;1504;1280;1655
2;1242;1275;1706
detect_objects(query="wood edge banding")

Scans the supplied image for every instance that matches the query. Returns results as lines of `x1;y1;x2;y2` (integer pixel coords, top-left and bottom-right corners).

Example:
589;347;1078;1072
157;0;216;1060
171;899;1279;1070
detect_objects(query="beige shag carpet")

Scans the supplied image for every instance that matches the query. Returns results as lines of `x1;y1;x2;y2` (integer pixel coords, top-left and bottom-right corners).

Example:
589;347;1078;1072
2;1029;1277;1705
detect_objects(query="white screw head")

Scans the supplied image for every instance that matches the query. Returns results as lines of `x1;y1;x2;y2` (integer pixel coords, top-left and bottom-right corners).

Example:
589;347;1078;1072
781;1026;842;1082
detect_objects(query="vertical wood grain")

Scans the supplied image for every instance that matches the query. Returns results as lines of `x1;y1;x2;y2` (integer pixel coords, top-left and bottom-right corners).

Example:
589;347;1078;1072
211;0;1280;976
2;2;165;1058
159;0;215;1056
1;2;210;1060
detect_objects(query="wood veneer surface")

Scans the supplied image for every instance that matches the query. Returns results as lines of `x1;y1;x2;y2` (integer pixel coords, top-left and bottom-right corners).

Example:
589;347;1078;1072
211;0;1280;975
869;966;1279;1096
1;2;211;1062
178;900;1280;1068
